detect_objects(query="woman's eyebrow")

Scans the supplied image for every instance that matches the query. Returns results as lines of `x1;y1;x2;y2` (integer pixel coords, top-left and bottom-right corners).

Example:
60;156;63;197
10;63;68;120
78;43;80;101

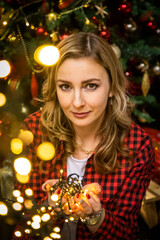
56;78;101;84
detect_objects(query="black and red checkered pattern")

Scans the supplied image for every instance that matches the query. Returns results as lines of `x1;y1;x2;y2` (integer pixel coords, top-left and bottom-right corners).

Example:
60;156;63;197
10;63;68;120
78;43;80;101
14;111;155;240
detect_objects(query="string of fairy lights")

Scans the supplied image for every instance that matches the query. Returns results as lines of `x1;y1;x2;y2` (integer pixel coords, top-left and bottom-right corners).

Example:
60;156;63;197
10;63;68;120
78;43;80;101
0;129;93;239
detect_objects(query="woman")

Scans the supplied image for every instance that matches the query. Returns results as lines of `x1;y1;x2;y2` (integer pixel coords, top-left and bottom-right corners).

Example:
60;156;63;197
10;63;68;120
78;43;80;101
14;32;155;240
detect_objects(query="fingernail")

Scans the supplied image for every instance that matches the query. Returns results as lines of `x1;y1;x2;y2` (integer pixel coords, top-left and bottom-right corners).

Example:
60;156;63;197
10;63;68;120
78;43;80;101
76;193;80;198
57;188;62;194
86;193;90;199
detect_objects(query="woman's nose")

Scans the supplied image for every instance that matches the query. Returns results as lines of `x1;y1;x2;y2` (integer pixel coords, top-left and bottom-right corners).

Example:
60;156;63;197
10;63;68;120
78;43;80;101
73;90;85;108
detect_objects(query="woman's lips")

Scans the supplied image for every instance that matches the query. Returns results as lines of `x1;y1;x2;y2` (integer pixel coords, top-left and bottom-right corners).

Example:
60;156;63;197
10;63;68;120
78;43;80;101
72;111;90;118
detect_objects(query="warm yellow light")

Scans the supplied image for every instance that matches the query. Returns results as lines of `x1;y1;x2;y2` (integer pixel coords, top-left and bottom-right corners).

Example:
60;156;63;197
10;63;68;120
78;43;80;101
34;45;60;66
17;196;24;203
3;21;7;26
24;229;31;234
10;138;23;155
24;199;33;209
85;18;90;24
40;206;46;212
65;219;68;222
13;190;21;198
53;227;60;233
25;188;33;196
31;221;40;229
0;93;6;107
18;130;34;145
14;157;31;175
12;202;22;211
51;194;58;202
14;231;22;237
0;202;8;215
16;173;30;183
0;60;11;78
27;221;31;225
37;142;55;161
43;237;52;240
41;213;51;222
69;216;74;221
32;215;41;223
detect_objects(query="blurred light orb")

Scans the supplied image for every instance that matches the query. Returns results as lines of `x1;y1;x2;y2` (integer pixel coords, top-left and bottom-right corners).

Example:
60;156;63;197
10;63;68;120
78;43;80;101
14;157;31;175
0;202;8;215
18;130;34;145
43;237;52;240
53;227;60;232
34;45;59;66
12;202;22;211
50;233;61;239
14;231;22;237
25;188;33;196
16;173;30;183
0;93;6;107
41;213;51;222
31;221;40;229
24;229;31;234
37;142;55;161
24;199;33;209
32;215;41;223
17;196;24;203
12;190;21;198
10;138;23;155
0;60;11;78
51;194;58;202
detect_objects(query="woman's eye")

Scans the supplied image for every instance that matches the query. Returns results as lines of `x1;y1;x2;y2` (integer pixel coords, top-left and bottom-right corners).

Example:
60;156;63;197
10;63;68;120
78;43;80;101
59;84;71;91
86;83;98;90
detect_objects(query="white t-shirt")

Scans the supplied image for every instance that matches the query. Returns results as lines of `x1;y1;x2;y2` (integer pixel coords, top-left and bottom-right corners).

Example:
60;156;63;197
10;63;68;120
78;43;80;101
67;155;88;181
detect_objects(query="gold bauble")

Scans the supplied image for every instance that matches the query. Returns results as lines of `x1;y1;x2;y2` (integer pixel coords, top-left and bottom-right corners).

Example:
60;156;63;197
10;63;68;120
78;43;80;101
141;71;150;97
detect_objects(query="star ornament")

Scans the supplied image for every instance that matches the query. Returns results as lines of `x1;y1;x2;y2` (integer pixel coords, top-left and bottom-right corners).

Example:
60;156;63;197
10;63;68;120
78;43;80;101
95;3;108;18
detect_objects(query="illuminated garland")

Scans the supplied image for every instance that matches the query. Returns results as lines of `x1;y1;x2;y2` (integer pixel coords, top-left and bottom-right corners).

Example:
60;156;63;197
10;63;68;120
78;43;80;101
0;171;84;239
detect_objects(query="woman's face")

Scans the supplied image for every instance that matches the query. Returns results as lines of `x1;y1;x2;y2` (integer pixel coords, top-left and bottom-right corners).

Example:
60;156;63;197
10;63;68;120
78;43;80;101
56;57;112;130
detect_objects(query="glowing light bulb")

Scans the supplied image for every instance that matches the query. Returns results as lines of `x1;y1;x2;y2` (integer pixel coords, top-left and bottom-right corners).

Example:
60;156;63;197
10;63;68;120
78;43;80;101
0;202;8;215
12;202;22;211
14;231;22;237
34;45;60;66
14;157;31;175
31;221;40;229
0;93;6;107
3;21;7;26
40;206;46;212
25;188;33;196
43;237;52;240
0;60;11;78
32;215;41;223
41;213;51;222
24;199;33;209
51;194;58;202
27;221;31;225
10;138;23;155
37;142;55;161
12;190;21;198
17;196;24;203
69;216;74;221
50;232;61;239
24;229;31;234
53;227;60;233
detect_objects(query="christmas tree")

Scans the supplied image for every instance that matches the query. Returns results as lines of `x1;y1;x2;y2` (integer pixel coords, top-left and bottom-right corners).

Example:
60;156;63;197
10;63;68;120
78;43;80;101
0;0;160;163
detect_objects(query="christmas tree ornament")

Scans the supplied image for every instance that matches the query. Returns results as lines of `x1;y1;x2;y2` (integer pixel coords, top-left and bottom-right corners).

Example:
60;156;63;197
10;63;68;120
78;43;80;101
111;44;121;59
99;24;110;40
51;31;60;43
136;59;149;73
141;71;150;97
58;0;75;10
36;24;45;36
118;0;132;14
95;3;108;18
30;72;38;106
20;103;30;116
124;18;137;32
146;18;157;30
152;62;160;75
7;31;20;46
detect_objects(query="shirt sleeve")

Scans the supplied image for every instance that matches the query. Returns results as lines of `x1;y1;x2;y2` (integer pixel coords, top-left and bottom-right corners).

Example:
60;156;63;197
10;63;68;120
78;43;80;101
81;135;155;240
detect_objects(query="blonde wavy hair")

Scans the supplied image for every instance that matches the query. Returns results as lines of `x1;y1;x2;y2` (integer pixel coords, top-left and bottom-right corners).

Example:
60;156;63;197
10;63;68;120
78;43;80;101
41;32;134;174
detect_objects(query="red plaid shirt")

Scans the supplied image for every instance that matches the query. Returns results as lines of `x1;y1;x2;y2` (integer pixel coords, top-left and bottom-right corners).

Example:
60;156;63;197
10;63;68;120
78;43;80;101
14;111;155;240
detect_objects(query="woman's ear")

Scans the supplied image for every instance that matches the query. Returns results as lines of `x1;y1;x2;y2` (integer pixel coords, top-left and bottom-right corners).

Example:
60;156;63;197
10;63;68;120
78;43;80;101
109;91;113;98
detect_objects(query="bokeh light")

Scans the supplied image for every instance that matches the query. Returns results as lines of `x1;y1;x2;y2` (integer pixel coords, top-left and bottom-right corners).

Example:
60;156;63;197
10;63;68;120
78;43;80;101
14;157;31;175
12;190;21;198
25;188;33;196
37;142;55;161
0;202;8;215
34;45;59;66
14;231;22;237
10;138;23;155
0;60;11;78
18;130;34;145
16;173;30;183
0;93;6;107
12;202;22;211
41;213;51;222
